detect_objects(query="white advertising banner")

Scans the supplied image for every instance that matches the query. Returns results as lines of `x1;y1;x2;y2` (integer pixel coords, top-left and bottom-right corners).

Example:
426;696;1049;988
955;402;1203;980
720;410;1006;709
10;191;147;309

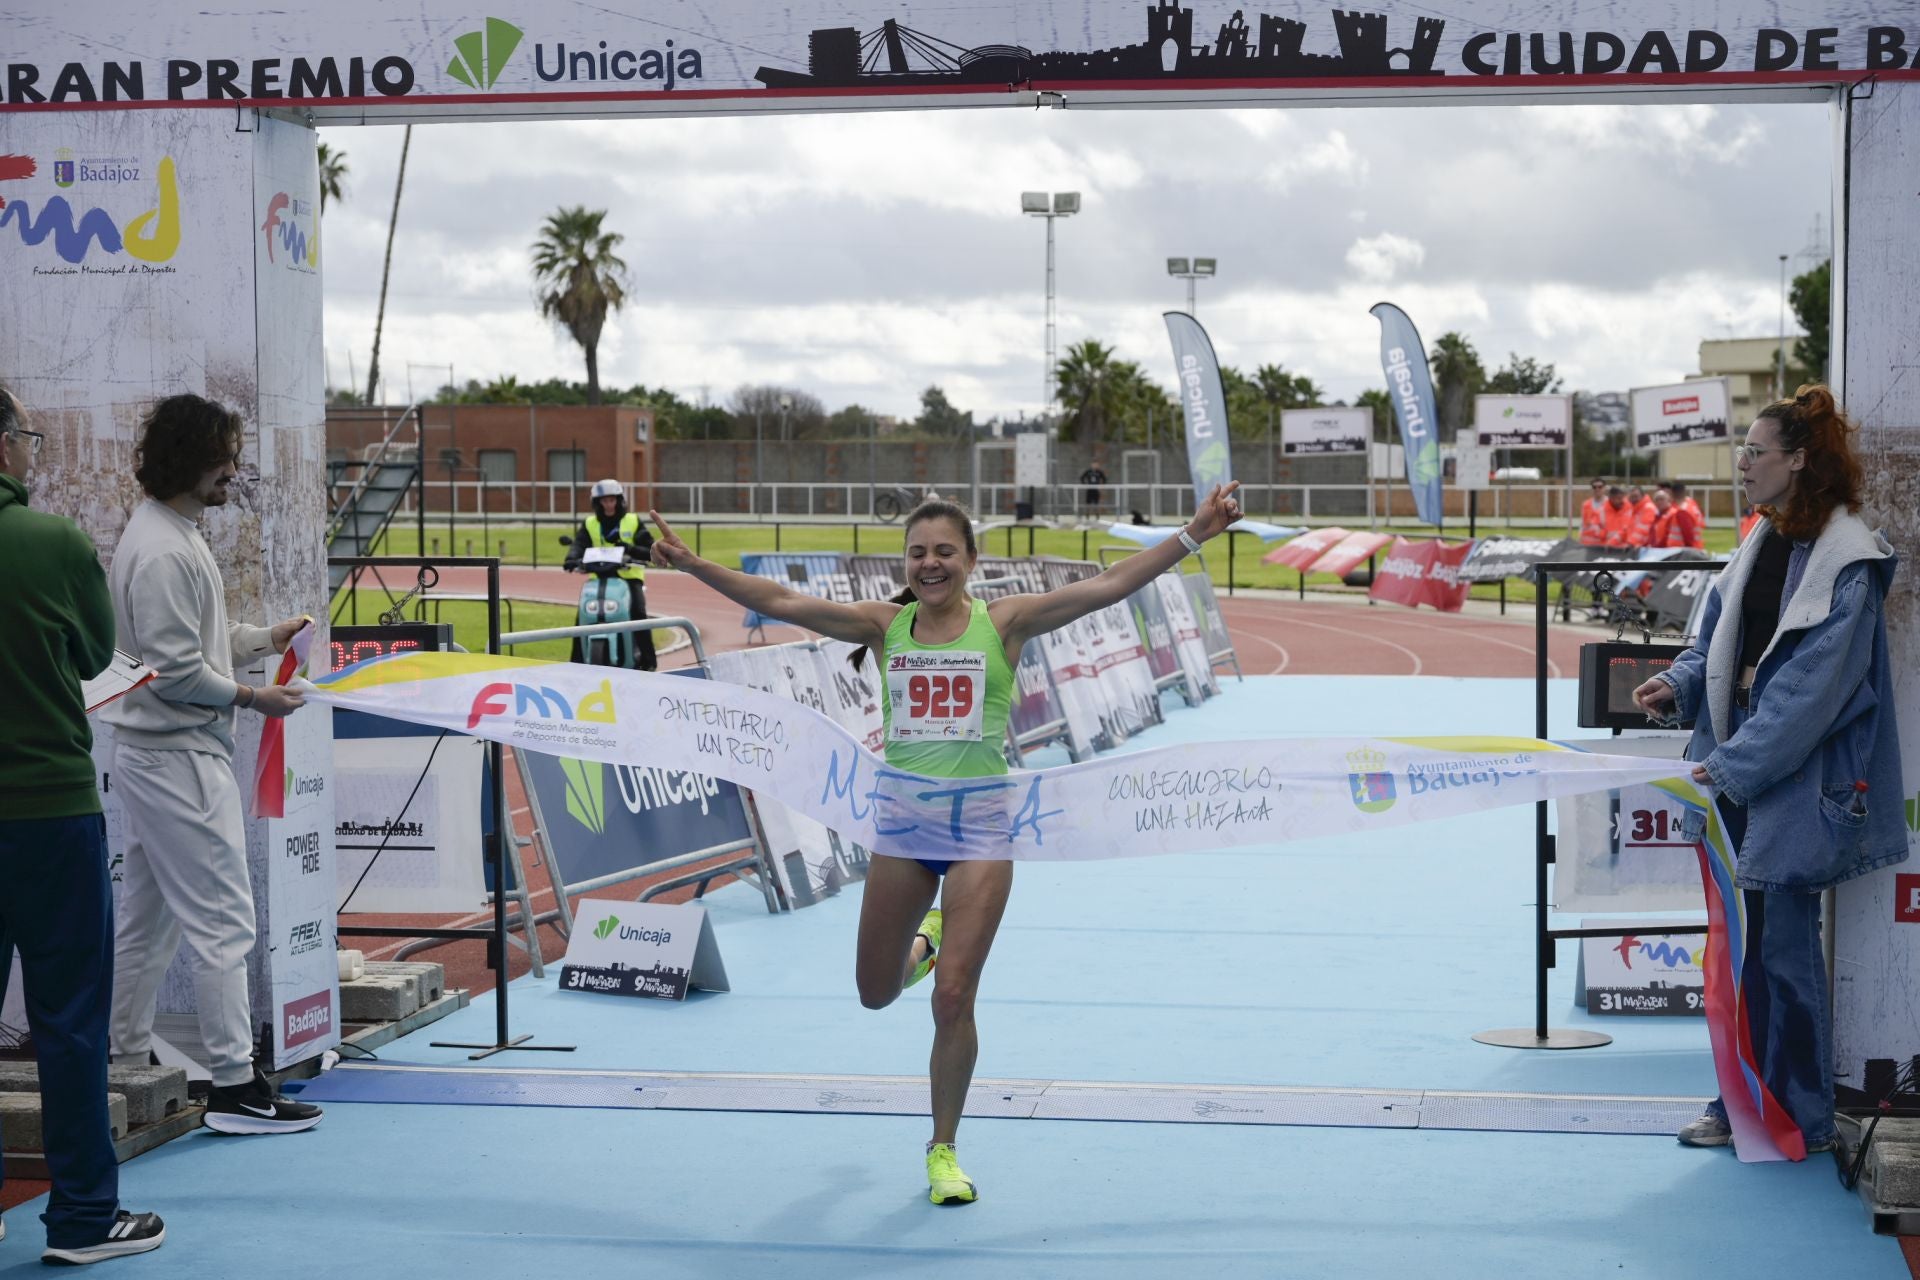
300;653;1701;864
2;4;1911;121
1832;726;1920;1109
1015;432;1049;489
558;899;729;1001
1474;395;1574;448
333;734;486;914
1554;736;1704;913
1280;407;1371;456
265;702;340;1065
1580;920;1707;1016
1630;378;1733;449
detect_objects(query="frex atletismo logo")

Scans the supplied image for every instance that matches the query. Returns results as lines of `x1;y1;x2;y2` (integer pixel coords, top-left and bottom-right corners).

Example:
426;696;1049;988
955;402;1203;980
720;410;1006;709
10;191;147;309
448;17;524;89
593;914;620;941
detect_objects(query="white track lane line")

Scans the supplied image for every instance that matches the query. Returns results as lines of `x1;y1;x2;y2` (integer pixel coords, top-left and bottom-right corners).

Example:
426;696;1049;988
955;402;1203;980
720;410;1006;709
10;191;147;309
1294;607;1566;679
1221;600;1423;675
1233;629;1291;674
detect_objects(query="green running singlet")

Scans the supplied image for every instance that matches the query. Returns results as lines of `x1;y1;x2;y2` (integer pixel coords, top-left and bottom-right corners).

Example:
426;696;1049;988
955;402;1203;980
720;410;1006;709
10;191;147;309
878;596;1014;784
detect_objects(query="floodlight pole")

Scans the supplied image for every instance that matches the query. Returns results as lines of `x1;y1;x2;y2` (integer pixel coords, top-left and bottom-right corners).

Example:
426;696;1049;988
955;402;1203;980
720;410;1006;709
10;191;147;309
1024;193;1078;420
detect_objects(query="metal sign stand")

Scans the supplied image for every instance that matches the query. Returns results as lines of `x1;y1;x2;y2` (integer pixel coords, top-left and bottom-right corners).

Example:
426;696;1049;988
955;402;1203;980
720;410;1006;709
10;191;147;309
330;555;575;1061
1474;557;1707;1051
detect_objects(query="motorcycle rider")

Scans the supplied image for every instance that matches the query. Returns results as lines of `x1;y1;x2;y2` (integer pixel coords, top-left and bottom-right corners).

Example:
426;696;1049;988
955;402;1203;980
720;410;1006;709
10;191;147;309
564;478;656;670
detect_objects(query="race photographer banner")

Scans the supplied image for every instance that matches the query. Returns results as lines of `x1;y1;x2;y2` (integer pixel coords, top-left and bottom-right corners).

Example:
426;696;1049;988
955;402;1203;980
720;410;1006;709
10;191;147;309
1456;534;1576;584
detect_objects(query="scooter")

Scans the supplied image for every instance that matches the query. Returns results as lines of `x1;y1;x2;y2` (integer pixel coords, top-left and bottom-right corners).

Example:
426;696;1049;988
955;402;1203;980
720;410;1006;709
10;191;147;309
558;534;639;668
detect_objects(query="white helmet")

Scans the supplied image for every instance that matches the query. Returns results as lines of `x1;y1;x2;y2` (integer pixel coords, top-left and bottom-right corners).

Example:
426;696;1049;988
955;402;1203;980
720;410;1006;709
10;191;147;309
590;478;622;501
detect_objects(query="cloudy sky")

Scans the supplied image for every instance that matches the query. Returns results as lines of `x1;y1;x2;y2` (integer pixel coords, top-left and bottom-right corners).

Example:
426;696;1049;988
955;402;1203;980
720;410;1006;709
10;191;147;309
317;99;1830;419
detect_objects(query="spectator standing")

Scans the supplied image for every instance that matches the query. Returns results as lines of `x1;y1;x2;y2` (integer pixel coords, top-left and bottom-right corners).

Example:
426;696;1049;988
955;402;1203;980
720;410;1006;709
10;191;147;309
102;394;323;1136
1578;477;1608;546
0;385;167;1263
1078;463;1108;524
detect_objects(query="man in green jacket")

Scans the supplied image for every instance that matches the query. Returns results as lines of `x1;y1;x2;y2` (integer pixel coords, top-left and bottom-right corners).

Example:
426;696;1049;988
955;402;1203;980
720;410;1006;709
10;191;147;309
0;386;166;1263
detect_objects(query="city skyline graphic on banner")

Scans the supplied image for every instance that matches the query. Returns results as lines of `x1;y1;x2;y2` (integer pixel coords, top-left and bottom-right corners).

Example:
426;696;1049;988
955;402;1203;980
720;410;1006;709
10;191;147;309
757;4;1443;88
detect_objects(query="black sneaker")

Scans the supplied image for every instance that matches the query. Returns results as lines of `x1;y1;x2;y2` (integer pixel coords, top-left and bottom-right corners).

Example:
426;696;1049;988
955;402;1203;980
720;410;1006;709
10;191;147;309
202;1069;323;1134
41;1211;165;1265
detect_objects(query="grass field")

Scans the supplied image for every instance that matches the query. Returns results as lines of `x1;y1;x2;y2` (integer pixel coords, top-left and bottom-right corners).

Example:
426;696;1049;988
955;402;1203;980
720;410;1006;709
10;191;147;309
359;517;1736;607
327;590;583;662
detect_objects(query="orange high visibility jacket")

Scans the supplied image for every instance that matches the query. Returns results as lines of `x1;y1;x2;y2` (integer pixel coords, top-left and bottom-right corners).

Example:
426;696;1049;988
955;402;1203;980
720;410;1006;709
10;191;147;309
1579;497;1608;546
1602;500;1636;547
1658;505;1701;549
1739;510;1763;542
1628;498;1659;547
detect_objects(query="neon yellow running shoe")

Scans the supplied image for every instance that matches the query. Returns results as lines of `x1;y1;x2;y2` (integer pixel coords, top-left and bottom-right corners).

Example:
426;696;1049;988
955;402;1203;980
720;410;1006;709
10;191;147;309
926;1142;976;1205
905;909;942;989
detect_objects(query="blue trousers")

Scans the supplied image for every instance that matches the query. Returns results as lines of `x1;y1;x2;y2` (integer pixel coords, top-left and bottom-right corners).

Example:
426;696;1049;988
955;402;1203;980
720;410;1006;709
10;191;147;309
0;814;120;1247
1706;796;1835;1146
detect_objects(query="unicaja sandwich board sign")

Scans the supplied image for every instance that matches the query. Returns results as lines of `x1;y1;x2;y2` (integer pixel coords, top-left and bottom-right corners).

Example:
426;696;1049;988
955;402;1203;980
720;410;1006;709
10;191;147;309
557;899;729;1002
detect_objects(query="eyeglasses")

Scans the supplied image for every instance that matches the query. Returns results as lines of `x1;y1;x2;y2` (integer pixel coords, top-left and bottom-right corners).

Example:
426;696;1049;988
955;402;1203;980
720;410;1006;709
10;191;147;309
1735;444;1794;465
3;427;43;457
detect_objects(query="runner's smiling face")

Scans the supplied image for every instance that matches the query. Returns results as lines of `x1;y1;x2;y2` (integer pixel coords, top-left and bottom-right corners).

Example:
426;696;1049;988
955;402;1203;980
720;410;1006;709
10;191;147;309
905;516;974;607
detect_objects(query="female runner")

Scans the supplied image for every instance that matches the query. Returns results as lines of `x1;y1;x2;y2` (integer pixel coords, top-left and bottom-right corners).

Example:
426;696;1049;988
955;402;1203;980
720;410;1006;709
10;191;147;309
648;484;1242;1203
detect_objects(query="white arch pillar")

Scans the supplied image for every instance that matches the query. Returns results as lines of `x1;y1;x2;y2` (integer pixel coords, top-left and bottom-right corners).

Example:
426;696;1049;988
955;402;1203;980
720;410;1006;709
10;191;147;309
0;107;335;1065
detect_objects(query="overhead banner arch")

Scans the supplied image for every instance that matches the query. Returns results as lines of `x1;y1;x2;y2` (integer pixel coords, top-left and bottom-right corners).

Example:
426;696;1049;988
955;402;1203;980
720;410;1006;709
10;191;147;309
3;3;1917;123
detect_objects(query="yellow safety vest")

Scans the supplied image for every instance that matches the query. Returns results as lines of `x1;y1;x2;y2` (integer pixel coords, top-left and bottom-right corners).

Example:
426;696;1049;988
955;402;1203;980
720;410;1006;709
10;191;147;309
585;512;646;581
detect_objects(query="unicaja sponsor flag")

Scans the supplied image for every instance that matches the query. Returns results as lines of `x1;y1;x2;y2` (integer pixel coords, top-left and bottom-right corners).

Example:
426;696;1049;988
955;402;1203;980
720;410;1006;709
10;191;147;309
1164;312;1233;510
1369;302;1443;528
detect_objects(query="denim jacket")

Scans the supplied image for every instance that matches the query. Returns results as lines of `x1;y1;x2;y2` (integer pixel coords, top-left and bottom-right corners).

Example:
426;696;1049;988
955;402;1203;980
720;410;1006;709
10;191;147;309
1656;511;1905;892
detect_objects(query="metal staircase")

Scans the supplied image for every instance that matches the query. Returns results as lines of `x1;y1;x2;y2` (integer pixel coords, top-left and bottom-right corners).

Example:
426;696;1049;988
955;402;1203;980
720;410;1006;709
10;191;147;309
327;403;423;595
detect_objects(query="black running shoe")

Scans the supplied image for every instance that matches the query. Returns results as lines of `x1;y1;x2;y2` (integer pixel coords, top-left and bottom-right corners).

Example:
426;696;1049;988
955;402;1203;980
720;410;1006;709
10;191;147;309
202;1069;323;1135
42;1211;166;1265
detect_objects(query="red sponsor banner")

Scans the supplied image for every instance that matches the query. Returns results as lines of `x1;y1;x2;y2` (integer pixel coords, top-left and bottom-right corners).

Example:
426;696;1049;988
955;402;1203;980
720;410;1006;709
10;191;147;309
1368;537;1474;612
1264;525;1349;569
282;989;334;1049
1306;530;1395;579
1896;874;1920;924
1662;395;1701;415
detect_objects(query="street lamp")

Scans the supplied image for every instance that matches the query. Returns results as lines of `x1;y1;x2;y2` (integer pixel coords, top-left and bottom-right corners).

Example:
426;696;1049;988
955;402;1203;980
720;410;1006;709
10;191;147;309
1022;191;1079;419
1167;256;1217;317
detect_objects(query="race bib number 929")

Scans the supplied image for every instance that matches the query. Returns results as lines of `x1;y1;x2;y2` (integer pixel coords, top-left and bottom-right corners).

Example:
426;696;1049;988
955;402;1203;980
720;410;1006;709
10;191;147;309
886;651;987;743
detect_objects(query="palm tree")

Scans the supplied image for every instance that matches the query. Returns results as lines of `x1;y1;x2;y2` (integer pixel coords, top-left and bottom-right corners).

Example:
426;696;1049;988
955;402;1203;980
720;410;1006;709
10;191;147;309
316;142;347;214
1427;331;1484;442
1253;362;1325;409
365;125;410;405
1054;339;1130;442
531;207;629;406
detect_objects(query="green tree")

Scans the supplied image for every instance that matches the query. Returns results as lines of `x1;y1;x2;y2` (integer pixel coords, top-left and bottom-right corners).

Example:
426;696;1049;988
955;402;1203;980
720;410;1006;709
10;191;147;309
729;384;827;440
531;206;630;406
1790;259;1830;381
1427;331;1484;442
1354;388;1394;442
1054;340;1129;442
1484;353;1562;396
827;403;883;439
1253;363;1324;409
316;141;347;214
914;385;973;437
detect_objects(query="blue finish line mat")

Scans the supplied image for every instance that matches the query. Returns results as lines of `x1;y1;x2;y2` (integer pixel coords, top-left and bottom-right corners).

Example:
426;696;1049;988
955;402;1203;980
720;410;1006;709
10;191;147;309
289;1062;1707;1136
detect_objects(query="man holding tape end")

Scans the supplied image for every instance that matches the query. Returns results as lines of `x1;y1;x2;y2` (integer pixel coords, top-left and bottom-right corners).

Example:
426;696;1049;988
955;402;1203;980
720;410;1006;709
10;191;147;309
101;394;324;1138
0;384;167;1263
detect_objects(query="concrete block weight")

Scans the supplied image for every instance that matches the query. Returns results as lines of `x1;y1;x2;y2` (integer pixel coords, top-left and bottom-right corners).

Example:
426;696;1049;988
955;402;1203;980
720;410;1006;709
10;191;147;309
0;1061;188;1128
362;961;446;1005
0;1092;127;1151
338;974;421;1023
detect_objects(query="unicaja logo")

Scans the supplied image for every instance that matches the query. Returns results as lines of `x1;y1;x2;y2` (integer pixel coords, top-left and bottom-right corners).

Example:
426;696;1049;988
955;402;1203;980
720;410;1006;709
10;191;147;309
561;757;607;835
448;17;524;89
593;915;619;941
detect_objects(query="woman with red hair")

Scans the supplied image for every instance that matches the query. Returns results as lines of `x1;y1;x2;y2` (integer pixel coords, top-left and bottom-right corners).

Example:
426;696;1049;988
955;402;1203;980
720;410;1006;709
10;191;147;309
1634;385;1906;1156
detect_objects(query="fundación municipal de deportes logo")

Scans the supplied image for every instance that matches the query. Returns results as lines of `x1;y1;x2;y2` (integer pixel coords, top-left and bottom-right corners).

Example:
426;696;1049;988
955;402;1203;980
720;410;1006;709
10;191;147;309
447;17;524;89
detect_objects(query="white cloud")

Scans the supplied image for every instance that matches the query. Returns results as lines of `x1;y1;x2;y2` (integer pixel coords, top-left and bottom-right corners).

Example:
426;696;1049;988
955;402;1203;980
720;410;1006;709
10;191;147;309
1345;232;1425;283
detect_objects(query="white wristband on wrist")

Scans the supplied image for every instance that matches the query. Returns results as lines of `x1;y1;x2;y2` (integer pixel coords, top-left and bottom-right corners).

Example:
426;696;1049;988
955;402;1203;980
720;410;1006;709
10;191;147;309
1177;529;1202;556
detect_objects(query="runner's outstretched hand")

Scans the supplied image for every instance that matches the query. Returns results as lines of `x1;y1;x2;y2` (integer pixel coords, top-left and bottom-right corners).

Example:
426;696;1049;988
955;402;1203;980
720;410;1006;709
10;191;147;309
1187;482;1243;542
648;510;695;570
